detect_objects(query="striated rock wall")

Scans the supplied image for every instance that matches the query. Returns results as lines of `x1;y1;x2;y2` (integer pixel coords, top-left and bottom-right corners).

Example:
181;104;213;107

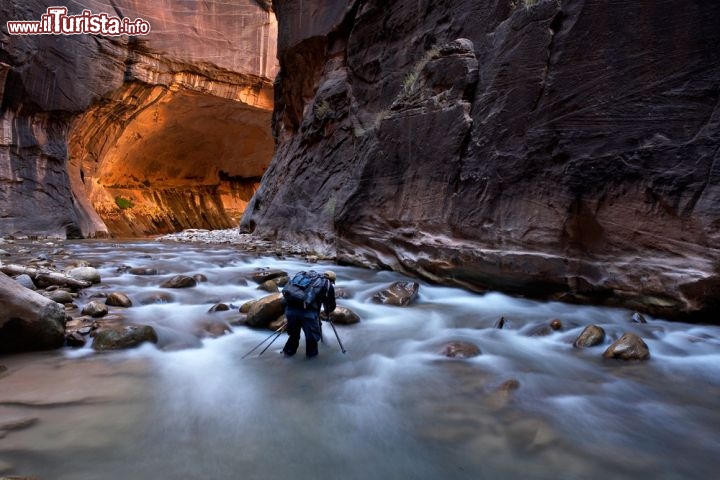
242;0;720;320
1;0;277;237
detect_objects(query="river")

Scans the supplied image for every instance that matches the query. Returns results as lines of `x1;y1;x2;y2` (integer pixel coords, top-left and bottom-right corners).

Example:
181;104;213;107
1;240;719;479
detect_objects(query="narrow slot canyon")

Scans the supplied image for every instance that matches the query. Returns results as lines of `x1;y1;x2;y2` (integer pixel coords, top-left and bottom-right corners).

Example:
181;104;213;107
67;82;274;237
0;0;278;239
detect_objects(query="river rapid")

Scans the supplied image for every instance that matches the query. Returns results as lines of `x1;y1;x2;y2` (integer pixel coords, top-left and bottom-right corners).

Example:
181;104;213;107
1;240;719;480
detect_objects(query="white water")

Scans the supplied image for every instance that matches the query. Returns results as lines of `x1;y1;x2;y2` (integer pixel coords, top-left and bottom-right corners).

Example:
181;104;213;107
1;241;719;479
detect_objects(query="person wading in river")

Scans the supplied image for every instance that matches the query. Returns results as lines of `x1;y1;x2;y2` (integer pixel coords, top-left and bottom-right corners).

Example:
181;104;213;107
281;270;336;358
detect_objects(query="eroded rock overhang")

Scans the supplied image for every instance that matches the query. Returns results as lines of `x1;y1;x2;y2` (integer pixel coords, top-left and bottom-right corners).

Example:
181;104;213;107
0;0;277;238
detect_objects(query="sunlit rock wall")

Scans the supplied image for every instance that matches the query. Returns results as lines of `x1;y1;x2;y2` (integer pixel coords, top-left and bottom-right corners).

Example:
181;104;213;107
242;0;720;320
1;0;277;237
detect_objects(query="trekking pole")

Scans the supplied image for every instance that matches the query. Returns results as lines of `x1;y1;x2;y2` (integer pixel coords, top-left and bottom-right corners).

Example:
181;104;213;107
327;319;347;354
242;324;286;359
258;327;285;357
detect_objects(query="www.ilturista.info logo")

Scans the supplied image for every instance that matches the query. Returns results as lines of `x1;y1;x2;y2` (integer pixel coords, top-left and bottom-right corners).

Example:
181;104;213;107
6;7;151;36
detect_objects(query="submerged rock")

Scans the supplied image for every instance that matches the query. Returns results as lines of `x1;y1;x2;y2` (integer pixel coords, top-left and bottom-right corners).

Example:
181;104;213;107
439;341;481;359
573;325;606;348
372;281;419;306
603;333;650;360
92;325;158;351
194;319;232;338
137;291;175;305
160;275;197;288
129;267;158;276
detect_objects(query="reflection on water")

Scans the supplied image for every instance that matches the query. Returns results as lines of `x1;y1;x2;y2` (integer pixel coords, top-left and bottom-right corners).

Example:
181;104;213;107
1;241;720;479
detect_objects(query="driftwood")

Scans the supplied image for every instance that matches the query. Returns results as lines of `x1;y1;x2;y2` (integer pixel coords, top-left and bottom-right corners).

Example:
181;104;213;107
0;263;91;289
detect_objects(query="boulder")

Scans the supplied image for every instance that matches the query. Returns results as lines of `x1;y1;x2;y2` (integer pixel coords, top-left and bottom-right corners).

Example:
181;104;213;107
239;299;257;313
248;268;288;284
573;325;606;348
258;279;280;293
0;272;66;353
92;325;158;351
371;281;419;306
245;293;285;328
160;275;197;288
631;312;647;324
269;315;287;330
65;332;86;348
193;273;208;283
42;289;75;304
14;274;36;290
326;306;360;325
66;266;101;284
258;275;289;293
603;333;650;360
439;341;481;358
105;292;132;308
81;301;109;318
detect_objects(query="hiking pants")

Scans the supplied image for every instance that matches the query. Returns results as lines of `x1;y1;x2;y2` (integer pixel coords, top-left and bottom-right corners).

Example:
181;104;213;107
282;307;322;357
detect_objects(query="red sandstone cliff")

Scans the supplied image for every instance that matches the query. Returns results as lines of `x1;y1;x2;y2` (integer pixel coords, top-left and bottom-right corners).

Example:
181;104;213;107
1;0;278;237
241;0;720;320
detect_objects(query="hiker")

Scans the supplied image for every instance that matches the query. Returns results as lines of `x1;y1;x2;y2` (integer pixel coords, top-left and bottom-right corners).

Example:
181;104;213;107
281;270;336;358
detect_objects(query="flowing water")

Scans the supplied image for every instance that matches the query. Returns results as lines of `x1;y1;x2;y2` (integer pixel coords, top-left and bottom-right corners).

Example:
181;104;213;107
1;240;720;479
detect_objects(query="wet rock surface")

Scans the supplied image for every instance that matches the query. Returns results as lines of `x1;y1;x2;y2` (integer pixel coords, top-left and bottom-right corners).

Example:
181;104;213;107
245;293;285;328
439;341;481;359
603;333;650;361
574;325;606;348
92;325;159;351
0;272;66;353
81;301;109;318
326;306;360;325
238;0;720;322
372;282;419;306
160;275;197;289
105;292;132;308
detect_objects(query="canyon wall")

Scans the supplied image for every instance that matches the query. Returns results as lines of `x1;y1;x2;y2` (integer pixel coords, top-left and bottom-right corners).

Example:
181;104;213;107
242;0;720;320
1;0;277;237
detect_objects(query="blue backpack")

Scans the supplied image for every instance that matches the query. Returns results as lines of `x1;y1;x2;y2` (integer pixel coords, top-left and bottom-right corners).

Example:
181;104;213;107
282;271;325;308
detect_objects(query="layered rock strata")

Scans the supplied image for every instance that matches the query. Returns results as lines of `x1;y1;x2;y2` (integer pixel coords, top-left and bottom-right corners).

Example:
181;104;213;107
1;0;277;237
241;0;720;320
